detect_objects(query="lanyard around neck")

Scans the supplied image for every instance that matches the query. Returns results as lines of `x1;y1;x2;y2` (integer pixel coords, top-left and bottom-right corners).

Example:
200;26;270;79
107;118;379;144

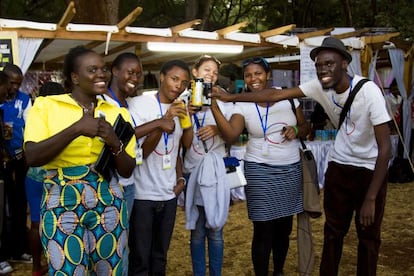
107;88;137;127
108;87;127;108
156;93;169;154
193;111;207;130
255;103;270;140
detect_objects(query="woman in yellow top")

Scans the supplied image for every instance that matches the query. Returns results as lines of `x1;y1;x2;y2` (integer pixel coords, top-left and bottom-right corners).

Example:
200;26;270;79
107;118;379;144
24;46;136;275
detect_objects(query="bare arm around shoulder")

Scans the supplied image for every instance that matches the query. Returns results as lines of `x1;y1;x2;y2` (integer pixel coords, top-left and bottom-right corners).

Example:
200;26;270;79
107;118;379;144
359;122;391;227
213;86;305;103
210;99;245;144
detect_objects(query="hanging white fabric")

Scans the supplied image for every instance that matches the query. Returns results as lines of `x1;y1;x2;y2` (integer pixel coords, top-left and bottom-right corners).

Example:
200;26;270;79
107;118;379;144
347;50;362;76
18;38;43;75
368;50;378;81
389;48;412;160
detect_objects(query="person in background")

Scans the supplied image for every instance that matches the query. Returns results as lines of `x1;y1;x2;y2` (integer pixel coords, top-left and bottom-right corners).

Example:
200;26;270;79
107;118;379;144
103;51;173;275
309;102;334;140
25;81;65;276
211;57;309;276
183;55;233;276
101;52;143;218
213;37;391;276
0;71;14;274
0;63;32;264
385;79;402;135
23;45;136;275
127;59;193;275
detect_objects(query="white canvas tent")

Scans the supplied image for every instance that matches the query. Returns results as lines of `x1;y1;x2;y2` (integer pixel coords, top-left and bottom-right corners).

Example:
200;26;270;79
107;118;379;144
1;2;413;156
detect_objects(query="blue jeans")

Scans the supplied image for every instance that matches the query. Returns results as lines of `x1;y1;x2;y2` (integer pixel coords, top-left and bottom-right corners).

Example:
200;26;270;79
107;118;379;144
123;184;135;276
190;206;224;276
123;184;135;219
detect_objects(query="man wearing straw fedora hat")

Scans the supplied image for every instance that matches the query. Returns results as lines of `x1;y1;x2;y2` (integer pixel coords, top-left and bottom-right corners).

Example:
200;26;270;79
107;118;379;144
213;36;391;276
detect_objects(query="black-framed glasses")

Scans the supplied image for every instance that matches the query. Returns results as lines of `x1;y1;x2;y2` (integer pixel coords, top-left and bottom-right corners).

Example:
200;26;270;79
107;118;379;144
242;57;270;72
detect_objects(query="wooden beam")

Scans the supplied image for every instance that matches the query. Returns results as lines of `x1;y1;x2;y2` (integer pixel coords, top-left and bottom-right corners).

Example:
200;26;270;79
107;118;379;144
259;24;296;38
84;40;104;49
57;1;76;29
99;42;136;57
216;21;249;36
117;6;143;30
296;28;334;40
11;28;261;46
170;19;202;34
332;28;371;39
362;32;400;44
390;37;413;52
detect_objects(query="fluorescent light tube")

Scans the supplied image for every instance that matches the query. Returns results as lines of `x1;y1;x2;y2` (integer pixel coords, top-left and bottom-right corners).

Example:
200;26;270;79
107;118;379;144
147;42;243;53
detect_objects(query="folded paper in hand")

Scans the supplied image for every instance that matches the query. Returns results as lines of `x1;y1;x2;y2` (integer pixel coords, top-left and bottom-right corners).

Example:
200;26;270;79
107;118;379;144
223;156;247;189
95;114;135;181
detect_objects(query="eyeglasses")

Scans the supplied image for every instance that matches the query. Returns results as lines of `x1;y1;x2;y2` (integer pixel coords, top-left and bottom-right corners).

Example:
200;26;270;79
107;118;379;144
242;57;270;72
194;55;222;68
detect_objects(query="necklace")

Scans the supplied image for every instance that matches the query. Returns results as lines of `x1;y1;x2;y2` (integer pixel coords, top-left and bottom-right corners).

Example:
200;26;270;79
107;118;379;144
70;94;95;115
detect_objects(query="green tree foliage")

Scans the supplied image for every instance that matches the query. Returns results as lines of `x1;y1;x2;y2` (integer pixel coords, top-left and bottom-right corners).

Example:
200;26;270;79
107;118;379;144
0;0;65;22
1;0;413;40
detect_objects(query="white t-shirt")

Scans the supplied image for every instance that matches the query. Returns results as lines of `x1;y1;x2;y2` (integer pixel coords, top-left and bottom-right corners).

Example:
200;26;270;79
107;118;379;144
299;75;391;170
127;94;184;201
183;101;234;174
233;99;301;165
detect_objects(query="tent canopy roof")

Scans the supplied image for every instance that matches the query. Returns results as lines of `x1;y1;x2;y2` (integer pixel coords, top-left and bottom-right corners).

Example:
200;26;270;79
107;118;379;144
0;2;409;72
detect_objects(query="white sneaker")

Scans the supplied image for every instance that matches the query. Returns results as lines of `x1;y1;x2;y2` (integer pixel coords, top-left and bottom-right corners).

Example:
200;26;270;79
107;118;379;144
0;261;13;274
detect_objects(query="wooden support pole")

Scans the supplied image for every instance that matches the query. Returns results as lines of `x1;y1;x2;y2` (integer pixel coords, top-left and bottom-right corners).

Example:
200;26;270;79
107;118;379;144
57;1;76;29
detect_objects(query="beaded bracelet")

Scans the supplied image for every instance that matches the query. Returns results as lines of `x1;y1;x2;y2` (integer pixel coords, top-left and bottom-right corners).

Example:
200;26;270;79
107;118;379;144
112;141;124;156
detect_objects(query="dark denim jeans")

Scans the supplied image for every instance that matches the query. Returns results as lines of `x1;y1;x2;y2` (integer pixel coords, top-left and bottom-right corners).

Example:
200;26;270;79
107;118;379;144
128;198;177;276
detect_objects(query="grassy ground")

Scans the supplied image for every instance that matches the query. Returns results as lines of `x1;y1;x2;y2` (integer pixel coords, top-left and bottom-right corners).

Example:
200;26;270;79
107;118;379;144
10;181;414;275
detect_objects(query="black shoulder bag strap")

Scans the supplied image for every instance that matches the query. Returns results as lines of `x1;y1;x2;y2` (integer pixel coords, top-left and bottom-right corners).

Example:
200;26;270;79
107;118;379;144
338;78;369;129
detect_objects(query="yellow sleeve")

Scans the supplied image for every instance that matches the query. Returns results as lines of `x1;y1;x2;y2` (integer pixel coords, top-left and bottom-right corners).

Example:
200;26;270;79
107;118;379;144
119;107;137;159
24;96;50;145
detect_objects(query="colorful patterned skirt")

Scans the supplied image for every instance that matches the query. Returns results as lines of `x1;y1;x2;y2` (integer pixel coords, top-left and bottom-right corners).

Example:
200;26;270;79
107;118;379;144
40;165;128;276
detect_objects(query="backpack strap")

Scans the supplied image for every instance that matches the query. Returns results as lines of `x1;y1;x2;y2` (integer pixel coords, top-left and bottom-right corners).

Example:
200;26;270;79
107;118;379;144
338;78;369;129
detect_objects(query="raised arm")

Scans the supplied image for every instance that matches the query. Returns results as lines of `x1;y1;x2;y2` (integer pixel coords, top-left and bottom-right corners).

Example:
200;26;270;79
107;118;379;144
212;86;305;103
210;100;245;144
